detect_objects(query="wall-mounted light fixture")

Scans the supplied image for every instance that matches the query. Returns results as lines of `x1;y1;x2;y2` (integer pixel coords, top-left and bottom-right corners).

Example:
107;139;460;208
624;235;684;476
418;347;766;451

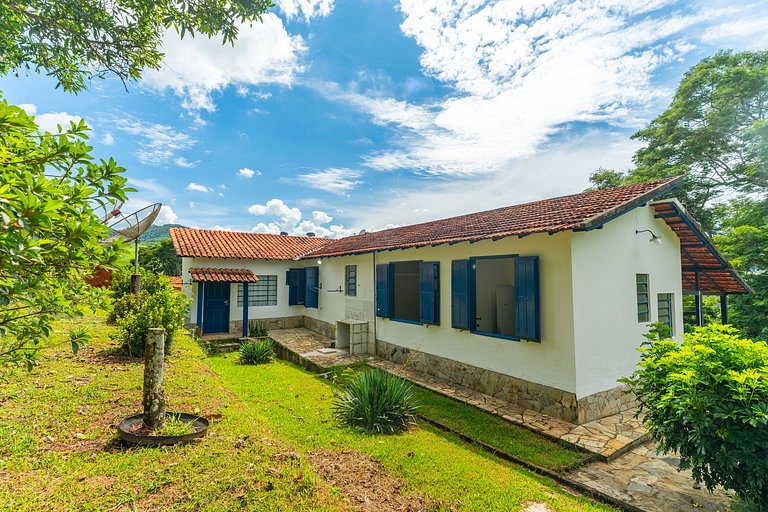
636;229;662;244
317;258;323;265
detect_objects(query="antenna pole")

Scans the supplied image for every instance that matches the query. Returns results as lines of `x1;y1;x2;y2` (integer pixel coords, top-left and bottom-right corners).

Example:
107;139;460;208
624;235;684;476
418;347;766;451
131;238;141;294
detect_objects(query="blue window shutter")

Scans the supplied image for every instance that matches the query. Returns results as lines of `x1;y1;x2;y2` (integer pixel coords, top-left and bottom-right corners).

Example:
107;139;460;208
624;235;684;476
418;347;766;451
451;260;470;329
419;262;440;325
515;256;540;341
287;269;298;305
305;266;319;308
376;263;390;318
287;268;306;306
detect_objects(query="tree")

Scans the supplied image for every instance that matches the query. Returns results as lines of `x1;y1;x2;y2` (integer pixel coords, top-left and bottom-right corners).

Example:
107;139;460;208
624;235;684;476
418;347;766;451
715;198;768;340
139;239;182;276
589;50;768;231
0;98;131;376
623;324;768;508
0;0;273;92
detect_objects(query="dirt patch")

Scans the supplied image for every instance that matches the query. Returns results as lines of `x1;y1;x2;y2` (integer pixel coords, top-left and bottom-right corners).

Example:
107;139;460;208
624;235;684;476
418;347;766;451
306;449;438;512
521;502;556;512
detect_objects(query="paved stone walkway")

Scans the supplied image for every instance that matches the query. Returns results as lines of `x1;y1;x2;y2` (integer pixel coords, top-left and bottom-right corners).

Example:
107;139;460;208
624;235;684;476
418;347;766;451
268;329;733;512
570;443;732;512
269;328;369;370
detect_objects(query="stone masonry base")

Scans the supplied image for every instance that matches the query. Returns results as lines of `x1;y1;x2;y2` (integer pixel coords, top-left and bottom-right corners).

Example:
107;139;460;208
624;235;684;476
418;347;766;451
375;339;634;424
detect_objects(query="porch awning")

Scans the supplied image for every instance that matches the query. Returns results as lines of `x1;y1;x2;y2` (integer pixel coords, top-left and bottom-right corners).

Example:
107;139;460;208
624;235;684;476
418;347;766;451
189;268;259;283
651;201;751;295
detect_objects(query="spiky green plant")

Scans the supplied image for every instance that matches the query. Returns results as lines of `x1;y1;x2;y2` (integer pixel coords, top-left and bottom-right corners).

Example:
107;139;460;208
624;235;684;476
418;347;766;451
333;369;419;434
248;320;269;338
240;338;274;365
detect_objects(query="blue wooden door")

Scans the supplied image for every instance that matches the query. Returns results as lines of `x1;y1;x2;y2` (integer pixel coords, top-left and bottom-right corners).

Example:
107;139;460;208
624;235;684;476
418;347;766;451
203;282;230;334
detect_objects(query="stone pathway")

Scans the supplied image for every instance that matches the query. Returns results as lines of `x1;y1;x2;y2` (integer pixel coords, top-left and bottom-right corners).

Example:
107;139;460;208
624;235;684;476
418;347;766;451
269;328;369;371
570;443;732;512
268;329;733;512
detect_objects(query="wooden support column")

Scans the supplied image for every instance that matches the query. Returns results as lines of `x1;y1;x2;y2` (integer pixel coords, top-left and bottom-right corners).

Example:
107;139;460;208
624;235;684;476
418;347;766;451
720;294;728;324
242;281;249;338
695;272;704;327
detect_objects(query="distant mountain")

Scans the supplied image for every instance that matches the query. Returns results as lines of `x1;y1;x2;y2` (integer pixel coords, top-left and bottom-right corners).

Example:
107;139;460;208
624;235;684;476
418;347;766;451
141;223;186;244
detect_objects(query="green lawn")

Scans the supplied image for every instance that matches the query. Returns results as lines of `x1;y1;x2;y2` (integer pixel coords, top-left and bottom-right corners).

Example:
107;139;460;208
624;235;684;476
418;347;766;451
0;316;614;511
409;386;593;471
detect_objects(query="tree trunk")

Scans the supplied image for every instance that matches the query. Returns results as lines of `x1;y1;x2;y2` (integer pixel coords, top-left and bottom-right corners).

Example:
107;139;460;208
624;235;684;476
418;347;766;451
142;328;166;430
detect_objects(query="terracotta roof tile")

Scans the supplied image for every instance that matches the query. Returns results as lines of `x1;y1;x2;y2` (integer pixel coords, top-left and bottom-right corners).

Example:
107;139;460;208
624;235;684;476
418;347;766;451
189;268;260;283
306;178;684;258
170;229;331;260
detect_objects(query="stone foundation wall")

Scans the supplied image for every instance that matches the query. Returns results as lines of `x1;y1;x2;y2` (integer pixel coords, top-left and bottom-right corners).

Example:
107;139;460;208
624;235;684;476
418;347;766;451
304;316;336;339
376;339;579;423
577;384;637;423
228;316;305;336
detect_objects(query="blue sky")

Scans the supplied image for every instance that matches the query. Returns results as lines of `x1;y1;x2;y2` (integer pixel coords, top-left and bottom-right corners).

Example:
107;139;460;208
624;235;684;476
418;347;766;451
2;0;766;236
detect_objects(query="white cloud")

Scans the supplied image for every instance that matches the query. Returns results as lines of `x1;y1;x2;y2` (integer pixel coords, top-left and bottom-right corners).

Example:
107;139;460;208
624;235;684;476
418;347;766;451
210;225;233;231
156;205;178;225
314;1;709;177
102;132;114;145
186;182;212;193
312;211;333;224
189;201;196;209
17;103;37;115
702;15;768;50
279;0;335;21
248;198;356;238
174;157;196;168
298;168;363;195
36;112;83;134
114;119;196;166
237;167;261;178
142;14;306;113
346;130;642;228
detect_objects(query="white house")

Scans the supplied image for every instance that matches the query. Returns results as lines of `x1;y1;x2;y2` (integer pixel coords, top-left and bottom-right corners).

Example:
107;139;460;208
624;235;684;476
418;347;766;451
170;177;749;424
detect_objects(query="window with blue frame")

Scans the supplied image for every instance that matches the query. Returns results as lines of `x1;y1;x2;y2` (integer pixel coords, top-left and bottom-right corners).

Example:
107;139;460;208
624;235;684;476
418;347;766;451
657;293;674;334
345;265;357;296
451;255;540;342
636;274;650;322
375;261;439;325
286;267;319;308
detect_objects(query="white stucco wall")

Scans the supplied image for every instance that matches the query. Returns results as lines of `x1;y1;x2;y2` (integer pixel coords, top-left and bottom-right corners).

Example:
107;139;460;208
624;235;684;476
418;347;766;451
180;257;306;326
302;253;376;325
570;205;684;399
371;233;578;394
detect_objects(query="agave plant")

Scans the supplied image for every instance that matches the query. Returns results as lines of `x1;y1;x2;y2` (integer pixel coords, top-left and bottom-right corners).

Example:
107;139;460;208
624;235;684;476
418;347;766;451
240;338;274;365
333;369;419;434
248;320;269;338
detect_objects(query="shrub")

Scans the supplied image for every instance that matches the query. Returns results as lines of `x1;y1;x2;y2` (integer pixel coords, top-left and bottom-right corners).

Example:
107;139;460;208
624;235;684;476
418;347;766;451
111;280;189;356
622;324;768;508
333;369;419;434
248;320;269;338
240;338;274;365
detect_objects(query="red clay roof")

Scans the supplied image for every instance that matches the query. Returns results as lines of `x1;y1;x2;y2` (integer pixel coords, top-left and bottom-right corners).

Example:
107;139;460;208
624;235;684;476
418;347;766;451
306;177;684;258
170;228;331;260
189;268;260;283
651;201;750;294
170;276;183;291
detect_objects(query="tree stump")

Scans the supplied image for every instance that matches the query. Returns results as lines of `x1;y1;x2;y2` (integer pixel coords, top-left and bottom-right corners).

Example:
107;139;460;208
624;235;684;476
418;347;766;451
143;328;166;430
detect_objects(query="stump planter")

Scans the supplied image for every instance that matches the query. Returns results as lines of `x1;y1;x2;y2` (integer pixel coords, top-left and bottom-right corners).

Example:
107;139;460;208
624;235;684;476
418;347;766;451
118;328;209;446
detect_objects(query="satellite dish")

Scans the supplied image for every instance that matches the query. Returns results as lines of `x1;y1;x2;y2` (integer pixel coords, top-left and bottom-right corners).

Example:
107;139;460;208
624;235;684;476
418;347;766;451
107;203;162;293
98;199;125;224
107;203;162;242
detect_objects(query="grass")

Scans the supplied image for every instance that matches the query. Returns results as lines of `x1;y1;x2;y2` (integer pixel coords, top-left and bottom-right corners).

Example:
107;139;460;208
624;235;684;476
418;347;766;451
209;354;614;511
409;386;593;471
0;314;615;511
